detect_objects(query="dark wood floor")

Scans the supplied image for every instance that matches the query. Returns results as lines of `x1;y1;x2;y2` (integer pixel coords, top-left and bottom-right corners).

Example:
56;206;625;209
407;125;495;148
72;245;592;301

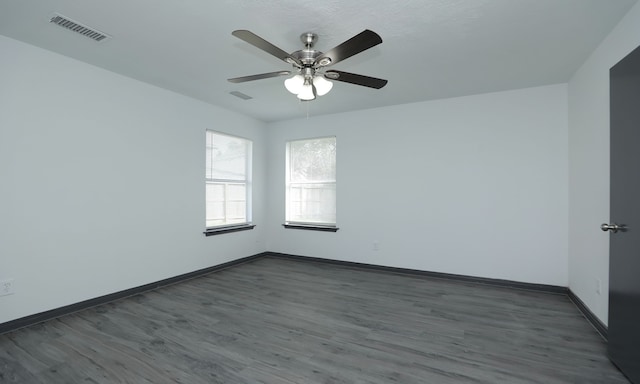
0;257;629;383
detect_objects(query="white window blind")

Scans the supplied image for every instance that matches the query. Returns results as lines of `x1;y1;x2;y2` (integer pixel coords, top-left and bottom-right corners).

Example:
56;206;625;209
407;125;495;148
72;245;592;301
286;136;336;226
206;131;252;228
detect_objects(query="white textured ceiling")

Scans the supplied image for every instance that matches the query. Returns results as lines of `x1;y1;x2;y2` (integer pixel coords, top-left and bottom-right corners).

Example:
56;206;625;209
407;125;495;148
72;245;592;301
0;0;636;122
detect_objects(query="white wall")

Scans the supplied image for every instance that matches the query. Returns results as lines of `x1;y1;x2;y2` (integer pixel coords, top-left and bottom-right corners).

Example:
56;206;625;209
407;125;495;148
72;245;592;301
0;36;267;324
266;84;569;286
568;2;640;325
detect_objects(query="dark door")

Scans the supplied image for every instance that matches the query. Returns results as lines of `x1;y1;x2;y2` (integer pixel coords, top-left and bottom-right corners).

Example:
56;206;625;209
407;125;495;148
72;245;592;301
608;44;640;384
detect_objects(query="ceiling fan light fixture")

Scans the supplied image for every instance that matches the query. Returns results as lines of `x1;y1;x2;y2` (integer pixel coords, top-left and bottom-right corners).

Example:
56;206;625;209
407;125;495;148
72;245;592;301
297;83;316;100
313;76;333;96
284;74;304;94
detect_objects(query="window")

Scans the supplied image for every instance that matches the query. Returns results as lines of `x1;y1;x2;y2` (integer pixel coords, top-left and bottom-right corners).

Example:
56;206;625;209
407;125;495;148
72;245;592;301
285;136;337;230
205;131;252;232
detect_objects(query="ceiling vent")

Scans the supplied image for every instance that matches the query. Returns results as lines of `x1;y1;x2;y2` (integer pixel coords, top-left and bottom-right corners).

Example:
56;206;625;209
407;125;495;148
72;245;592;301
49;14;111;42
229;91;253;100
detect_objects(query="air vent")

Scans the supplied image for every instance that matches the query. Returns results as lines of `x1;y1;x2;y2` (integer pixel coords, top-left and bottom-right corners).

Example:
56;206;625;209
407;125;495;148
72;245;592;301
49;14;111;42
230;91;253;100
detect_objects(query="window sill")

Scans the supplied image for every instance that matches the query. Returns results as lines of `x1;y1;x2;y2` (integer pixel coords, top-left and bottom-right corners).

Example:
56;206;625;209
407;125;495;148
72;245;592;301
282;224;339;232
204;224;256;236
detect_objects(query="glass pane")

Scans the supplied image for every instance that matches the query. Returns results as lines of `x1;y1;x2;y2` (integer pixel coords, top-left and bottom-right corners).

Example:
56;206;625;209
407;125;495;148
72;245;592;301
209;132;248;181
206;183;225;201
287;183;336;224
289;137;336;182
226;201;246;223
226;184;246;201
206;182;247;227
206;183;225;225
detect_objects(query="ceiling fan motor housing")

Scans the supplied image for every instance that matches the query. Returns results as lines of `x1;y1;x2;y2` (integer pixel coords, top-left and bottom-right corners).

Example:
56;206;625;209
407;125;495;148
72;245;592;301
291;34;323;80
291;49;322;66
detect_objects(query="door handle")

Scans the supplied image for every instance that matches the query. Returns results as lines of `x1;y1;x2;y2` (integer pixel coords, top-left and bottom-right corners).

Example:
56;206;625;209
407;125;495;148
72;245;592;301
601;223;626;233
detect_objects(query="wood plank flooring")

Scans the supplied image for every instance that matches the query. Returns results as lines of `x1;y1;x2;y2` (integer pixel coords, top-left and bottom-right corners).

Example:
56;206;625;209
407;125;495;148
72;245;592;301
0;257;630;383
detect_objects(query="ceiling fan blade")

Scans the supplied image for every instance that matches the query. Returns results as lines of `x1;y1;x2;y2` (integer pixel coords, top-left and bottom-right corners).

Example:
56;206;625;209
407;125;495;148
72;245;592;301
228;71;291;83
232;30;301;66
315;30;382;67
324;70;388;89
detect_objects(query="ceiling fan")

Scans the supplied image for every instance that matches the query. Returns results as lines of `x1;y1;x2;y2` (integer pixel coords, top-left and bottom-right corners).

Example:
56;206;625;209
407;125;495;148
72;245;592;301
228;29;388;101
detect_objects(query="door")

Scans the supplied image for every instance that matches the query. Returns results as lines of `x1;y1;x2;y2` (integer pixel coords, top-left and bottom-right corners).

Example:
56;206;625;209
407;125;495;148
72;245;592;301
607;44;640;384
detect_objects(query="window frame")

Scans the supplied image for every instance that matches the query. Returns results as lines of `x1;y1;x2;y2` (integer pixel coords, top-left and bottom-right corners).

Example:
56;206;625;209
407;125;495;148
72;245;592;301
204;130;254;236
284;136;338;231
